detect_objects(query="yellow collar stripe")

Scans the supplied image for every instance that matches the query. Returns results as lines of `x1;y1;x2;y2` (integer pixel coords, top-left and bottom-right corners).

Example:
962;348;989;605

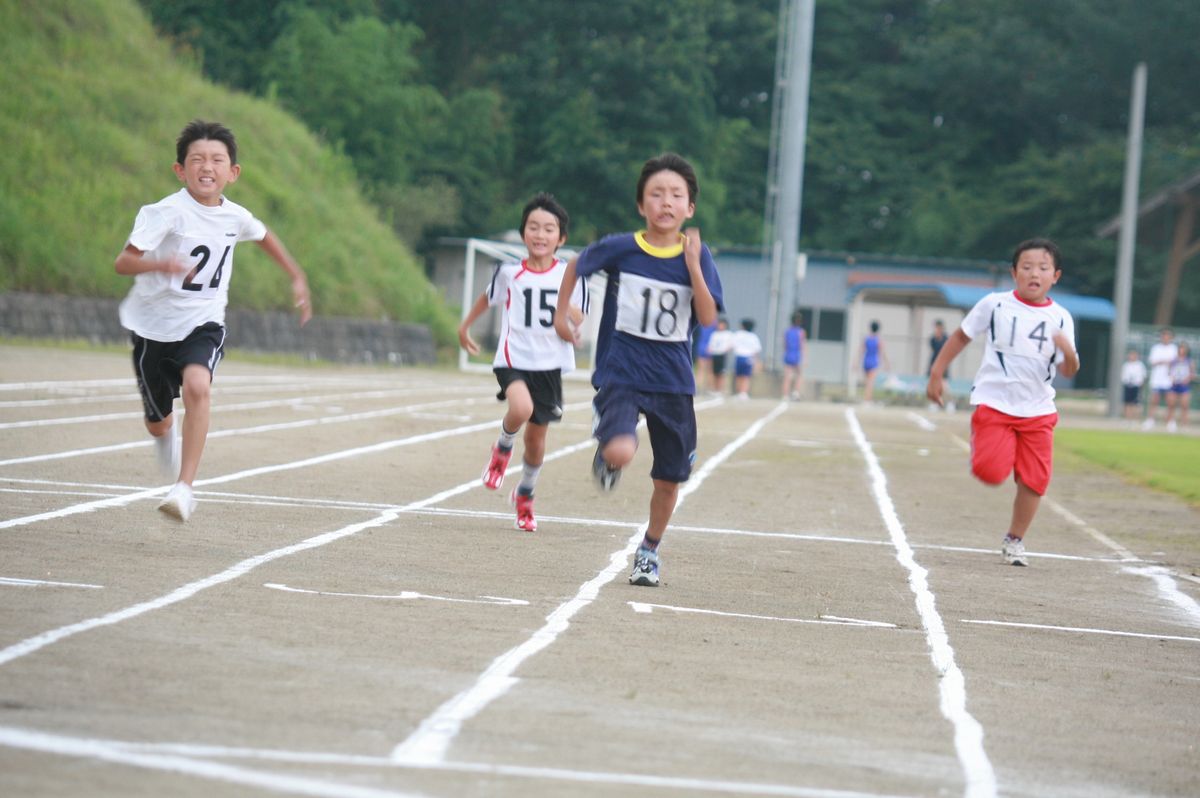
634;231;685;258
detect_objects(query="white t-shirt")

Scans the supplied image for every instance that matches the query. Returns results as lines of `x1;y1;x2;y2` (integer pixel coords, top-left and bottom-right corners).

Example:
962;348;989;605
118;189;267;342
961;290;1077;418
1147;342;1179;390
488;258;587;372
1120;360;1147;387
731;330;763;359
707;329;734;356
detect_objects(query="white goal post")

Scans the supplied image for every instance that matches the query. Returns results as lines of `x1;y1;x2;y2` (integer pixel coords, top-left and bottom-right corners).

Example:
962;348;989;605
456;237;604;381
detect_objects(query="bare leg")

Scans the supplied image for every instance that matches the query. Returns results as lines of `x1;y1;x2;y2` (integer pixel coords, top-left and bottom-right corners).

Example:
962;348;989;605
522;422;548;467
502;381;534;435
178;364;212;485
646;479;680;545
601;434;637;469
1007;479;1041;540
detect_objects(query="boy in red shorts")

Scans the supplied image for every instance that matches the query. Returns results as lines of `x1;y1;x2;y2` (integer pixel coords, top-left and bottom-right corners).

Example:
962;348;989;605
926;238;1080;566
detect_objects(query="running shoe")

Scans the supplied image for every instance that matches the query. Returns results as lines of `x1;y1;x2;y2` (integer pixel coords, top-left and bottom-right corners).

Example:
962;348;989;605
482;444;513;490
592;447;621;492
511;488;537;532
158;482;196;522
629;546;660;587
1001;535;1028;567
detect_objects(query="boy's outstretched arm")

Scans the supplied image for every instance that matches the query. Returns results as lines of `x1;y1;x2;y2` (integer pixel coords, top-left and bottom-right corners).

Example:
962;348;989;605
114;244;189;277
926;328;970;407
554;259;582;344
257;229;311;325
458;293;491;355
1053;331;1080;378
684;228;718;327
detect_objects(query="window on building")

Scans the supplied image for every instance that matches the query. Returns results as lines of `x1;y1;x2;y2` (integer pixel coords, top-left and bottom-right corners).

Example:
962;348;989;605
816;309;845;342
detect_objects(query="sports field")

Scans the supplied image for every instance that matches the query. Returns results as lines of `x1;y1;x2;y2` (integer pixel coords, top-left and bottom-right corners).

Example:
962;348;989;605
1;343;1197;798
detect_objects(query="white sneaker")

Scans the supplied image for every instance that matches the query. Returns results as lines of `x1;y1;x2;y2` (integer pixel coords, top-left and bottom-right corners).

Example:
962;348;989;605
158;482;196;522
154;423;181;481
1142;418;1155;430
1167;420;1178;433
1001;536;1028;567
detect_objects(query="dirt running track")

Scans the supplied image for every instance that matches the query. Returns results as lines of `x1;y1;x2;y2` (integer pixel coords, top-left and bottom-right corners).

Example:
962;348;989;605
1;343;1197;798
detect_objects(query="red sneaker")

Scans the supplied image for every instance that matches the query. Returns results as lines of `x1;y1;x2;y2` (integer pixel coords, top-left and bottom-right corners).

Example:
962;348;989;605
511;489;537;532
482;445;512;490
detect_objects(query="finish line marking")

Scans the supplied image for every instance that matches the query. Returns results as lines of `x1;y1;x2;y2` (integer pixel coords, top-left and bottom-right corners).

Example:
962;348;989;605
263;583;528;607
628;601;898;629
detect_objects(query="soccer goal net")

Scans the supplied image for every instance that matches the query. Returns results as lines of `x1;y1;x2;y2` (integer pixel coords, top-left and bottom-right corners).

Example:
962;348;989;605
456;237;604;381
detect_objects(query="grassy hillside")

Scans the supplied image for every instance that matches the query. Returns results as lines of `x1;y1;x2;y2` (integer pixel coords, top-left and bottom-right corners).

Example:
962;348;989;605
0;0;456;345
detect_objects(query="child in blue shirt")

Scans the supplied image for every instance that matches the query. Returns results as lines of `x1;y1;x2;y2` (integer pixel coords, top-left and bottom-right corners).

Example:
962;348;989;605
555;153;723;586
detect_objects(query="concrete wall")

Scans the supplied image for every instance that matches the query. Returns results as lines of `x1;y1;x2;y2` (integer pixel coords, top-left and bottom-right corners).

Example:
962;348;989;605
0;292;436;365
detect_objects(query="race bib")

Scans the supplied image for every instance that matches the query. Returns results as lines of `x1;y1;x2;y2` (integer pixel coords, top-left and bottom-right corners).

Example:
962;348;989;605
614;272;693;342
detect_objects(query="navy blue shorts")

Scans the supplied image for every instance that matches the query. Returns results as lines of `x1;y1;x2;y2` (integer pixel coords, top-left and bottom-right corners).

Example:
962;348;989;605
734;356;754;377
593;385;696;483
131;322;225;422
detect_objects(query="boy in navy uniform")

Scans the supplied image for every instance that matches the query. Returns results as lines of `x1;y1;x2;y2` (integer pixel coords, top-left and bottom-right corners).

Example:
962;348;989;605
555;153;723;586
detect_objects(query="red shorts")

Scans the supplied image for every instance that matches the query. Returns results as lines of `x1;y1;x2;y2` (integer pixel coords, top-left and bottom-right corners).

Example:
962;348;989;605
969;404;1057;496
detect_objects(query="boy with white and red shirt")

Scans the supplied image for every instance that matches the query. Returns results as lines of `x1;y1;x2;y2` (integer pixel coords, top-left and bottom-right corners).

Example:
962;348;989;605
927;238;1080;566
458;193;587;532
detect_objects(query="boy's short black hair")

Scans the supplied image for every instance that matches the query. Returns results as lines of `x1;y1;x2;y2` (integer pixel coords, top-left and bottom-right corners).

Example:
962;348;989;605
741;318;755;332
791;310;804;326
177;119;238;165
870;321;880;333
520;192;569;239
1011;237;1061;271
636;153;699;205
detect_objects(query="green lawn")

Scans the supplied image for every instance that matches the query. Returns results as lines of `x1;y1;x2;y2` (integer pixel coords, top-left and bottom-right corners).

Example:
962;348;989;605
1056;427;1200;505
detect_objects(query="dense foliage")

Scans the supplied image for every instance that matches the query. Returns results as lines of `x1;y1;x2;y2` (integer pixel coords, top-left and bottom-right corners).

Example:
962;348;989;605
141;0;1200;324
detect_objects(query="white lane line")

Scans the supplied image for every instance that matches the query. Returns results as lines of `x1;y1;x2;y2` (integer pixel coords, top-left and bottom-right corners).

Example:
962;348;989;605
906;411;938;432
263;583;528;607
1122;565;1200;628
628;601;898;629
1042;496;1140;562
847;408;996;798
961;619;1200;644
0;509;394;666
0;396;492;467
0;476;1144;567
0;387;443;430
0;577;103;589
0;419;601;663
391;401;788;766
1;729;918;798
0;726;428;798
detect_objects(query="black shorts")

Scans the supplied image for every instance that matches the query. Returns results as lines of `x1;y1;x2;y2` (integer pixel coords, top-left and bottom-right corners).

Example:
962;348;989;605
131;322;226;422
593;385;696;483
1123;384;1141;405
494;367;564;426
711;353;728;375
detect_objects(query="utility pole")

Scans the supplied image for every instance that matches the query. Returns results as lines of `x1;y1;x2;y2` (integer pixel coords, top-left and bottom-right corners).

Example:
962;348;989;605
1106;63;1147;417
763;0;815;369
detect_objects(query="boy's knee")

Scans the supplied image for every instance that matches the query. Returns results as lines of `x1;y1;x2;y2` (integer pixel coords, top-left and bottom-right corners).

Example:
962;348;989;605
602;435;637;468
180;371;211;404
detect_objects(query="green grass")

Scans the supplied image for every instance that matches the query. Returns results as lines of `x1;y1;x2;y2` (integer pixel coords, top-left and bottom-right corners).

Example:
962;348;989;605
1056;427;1200;505
0;0;456;347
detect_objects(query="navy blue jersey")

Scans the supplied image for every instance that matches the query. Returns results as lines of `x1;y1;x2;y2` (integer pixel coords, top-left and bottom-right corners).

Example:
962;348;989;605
576;231;723;394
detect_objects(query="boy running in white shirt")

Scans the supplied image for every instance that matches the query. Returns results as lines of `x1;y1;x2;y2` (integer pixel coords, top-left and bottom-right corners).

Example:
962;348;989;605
115;120;311;522
927;238;1080;566
459;194;587;531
